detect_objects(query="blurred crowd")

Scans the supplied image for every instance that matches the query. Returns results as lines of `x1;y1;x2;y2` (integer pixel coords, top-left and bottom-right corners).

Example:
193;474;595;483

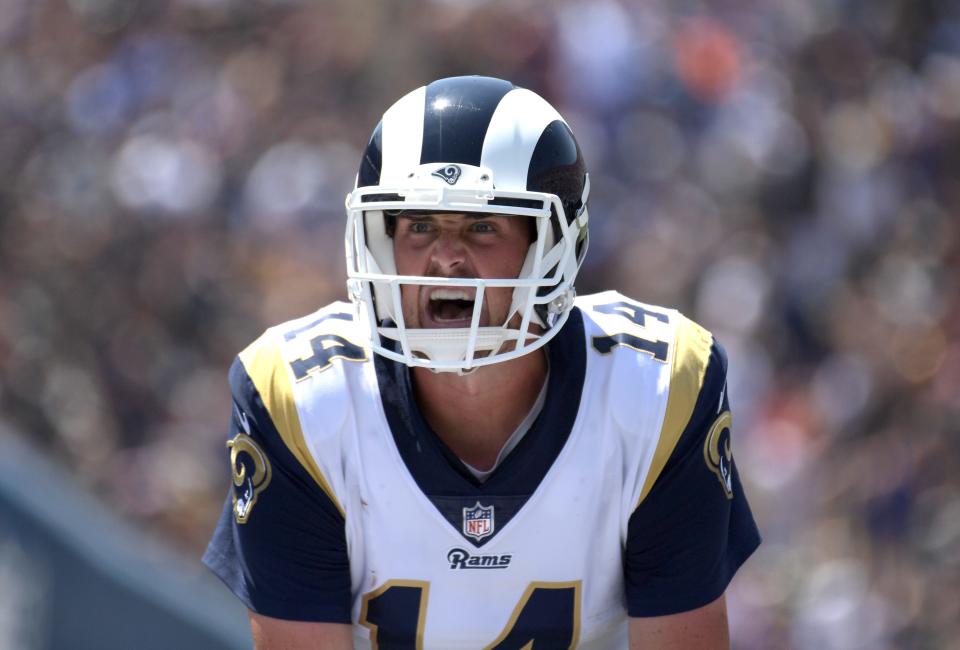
1;0;958;647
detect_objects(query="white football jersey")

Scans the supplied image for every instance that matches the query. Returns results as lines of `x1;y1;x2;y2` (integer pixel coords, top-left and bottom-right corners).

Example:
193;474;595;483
204;290;759;649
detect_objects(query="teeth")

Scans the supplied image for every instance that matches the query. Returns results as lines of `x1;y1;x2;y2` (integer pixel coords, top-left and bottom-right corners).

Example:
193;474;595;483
430;289;473;301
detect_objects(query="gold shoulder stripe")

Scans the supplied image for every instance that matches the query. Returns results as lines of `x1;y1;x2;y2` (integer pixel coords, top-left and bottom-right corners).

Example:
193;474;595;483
239;332;345;518
635;314;713;509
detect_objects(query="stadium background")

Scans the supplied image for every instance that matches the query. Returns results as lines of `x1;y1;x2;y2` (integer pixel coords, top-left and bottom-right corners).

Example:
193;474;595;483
1;0;958;647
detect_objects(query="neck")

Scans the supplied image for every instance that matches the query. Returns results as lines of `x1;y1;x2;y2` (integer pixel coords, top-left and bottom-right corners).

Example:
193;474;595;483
412;349;548;471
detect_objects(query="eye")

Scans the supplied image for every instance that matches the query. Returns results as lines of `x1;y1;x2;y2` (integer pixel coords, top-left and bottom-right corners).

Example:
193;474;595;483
470;221;496;233
409;221;433;234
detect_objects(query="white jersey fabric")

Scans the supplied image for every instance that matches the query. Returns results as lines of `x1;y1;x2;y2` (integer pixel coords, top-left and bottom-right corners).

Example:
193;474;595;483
205;289;759;649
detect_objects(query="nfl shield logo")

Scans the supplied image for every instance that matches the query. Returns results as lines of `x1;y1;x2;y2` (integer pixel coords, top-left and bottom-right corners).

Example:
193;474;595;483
462;502;494;542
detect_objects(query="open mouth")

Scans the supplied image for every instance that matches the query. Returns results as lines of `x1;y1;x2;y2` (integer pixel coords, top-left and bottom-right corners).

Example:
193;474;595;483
427;288;477;325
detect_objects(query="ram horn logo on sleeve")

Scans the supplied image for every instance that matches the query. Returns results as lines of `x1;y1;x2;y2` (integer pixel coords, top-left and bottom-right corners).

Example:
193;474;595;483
703;411;734;499
228;432;273;523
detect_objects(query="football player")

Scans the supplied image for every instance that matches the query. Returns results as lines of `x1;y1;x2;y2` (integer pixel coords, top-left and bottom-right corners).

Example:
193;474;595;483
204;76;760;649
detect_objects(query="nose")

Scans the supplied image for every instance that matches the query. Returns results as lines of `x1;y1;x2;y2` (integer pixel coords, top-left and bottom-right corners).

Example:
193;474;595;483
429;229;466;275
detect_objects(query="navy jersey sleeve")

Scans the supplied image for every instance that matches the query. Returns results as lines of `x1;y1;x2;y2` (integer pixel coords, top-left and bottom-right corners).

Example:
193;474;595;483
625;339;760;617
202;356;352;622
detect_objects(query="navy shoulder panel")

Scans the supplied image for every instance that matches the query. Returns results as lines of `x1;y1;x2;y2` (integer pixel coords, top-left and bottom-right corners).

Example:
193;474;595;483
624;339;760;617
202;355;351;622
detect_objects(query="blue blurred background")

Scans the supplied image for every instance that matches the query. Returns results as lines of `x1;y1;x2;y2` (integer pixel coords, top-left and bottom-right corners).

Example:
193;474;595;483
1;0;958;648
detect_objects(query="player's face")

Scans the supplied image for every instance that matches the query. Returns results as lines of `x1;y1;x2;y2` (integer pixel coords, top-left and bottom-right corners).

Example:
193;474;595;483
392;212;531;330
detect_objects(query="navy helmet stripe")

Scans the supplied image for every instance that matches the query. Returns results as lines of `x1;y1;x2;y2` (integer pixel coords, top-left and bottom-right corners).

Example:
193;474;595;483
357;121;382;187
420;76;514;167
527;120;584;207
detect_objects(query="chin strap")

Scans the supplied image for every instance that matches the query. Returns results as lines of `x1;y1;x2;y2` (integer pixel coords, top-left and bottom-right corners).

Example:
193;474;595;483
377;325;540;370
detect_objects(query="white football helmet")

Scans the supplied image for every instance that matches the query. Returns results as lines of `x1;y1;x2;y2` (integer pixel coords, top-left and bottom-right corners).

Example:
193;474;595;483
344;76;589;372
